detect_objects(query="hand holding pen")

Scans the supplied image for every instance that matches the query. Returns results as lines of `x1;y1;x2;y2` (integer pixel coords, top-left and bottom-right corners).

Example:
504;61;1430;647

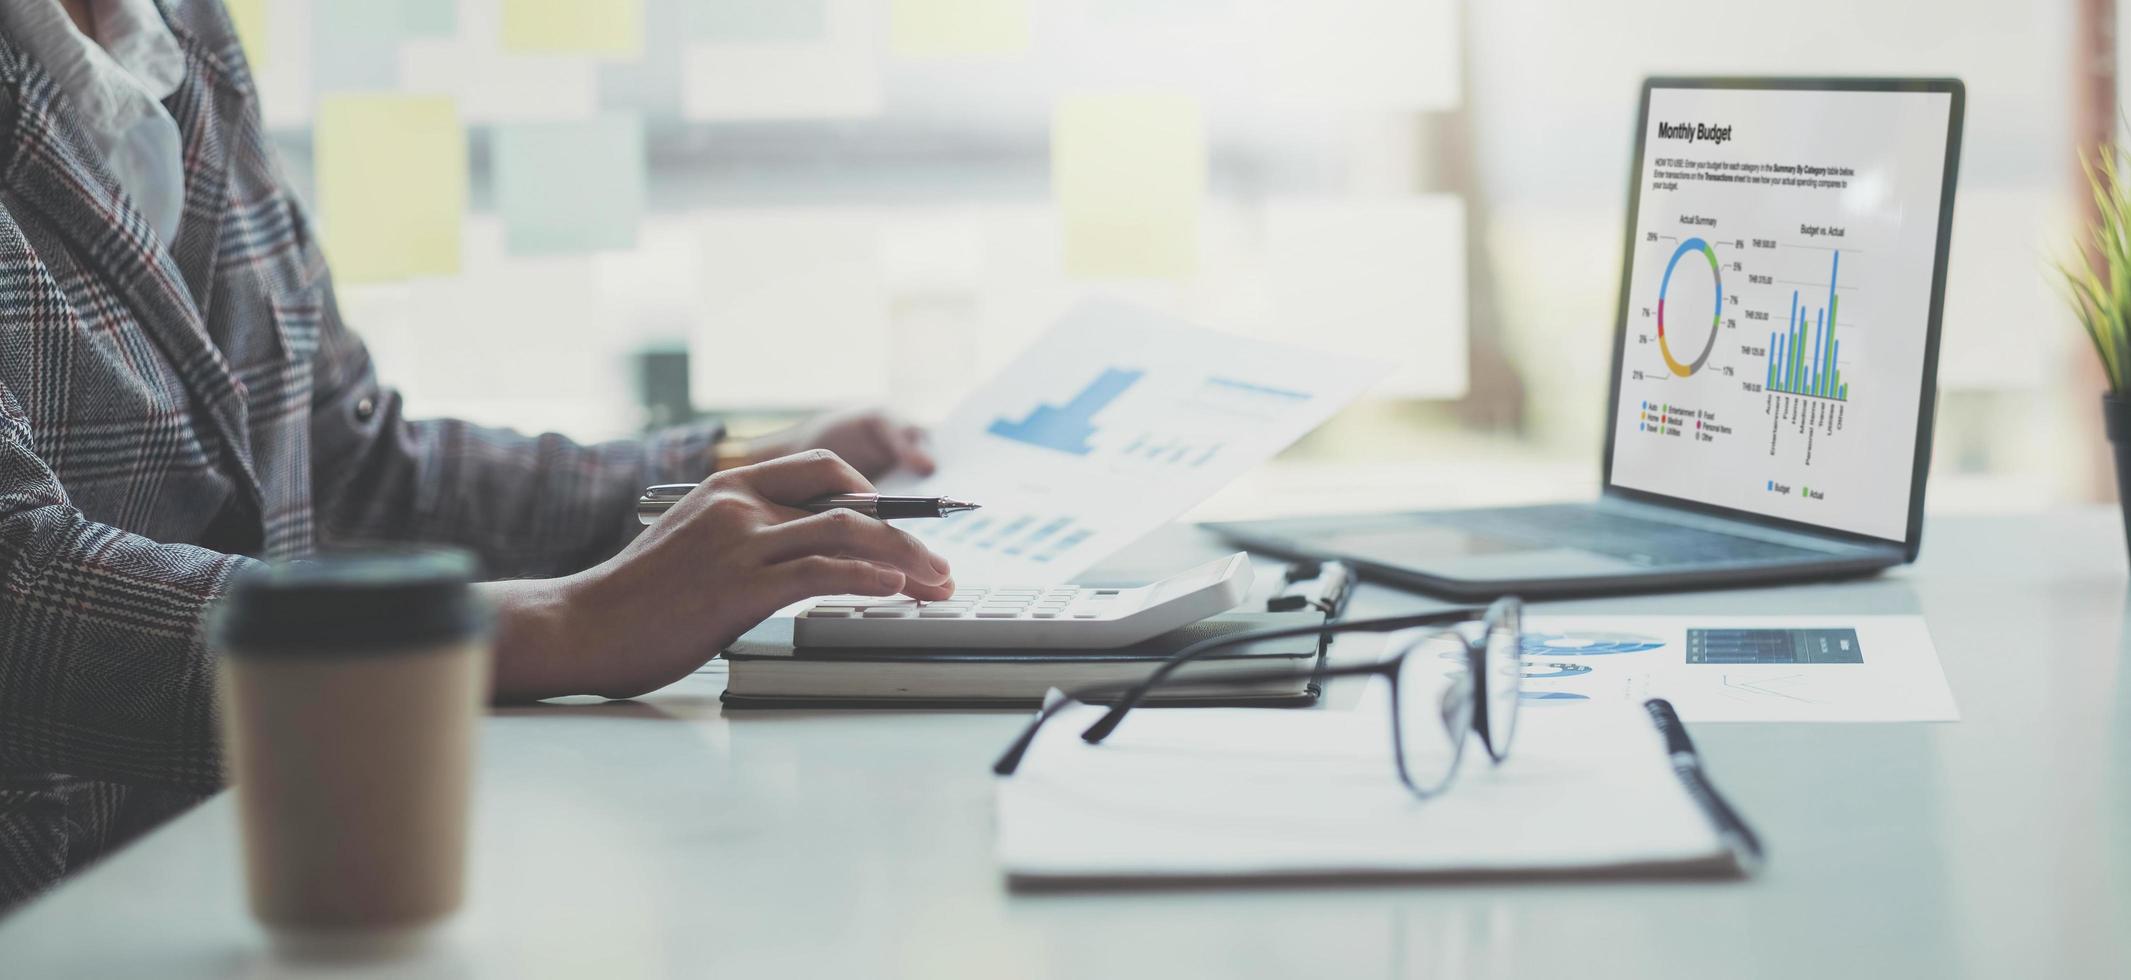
638;485;981;526
500;453;959;701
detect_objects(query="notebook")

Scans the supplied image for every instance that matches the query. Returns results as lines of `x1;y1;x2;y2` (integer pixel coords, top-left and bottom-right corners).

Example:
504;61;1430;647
721;613;1328;708
995;694;1762;887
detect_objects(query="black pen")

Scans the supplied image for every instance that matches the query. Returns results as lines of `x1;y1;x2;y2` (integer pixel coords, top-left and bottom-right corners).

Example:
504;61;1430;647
1267;559;1355;617
1643;699;1766;872
636;485;981;525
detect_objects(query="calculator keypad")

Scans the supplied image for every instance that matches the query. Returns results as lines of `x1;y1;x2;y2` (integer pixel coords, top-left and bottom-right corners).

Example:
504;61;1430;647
790;552;1250;650
803;587;1111;621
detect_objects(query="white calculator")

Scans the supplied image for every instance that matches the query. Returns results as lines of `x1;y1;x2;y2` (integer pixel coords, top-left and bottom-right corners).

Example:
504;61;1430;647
792;553;1255;649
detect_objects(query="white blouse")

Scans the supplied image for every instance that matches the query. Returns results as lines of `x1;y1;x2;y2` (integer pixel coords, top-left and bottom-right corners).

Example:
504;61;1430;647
0;0;187;248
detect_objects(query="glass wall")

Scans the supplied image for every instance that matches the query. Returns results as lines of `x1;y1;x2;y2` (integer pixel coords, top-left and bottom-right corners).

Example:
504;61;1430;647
247;0;2087;520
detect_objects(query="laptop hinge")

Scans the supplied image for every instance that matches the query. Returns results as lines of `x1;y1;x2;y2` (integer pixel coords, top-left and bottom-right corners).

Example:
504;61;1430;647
1593;495;1891;552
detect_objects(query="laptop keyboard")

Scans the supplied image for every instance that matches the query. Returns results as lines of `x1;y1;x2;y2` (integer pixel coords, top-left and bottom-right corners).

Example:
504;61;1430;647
1434;505;1827;566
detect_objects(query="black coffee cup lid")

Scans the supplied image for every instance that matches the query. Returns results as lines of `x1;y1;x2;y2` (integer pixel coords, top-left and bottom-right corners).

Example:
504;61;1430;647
211;548;489;656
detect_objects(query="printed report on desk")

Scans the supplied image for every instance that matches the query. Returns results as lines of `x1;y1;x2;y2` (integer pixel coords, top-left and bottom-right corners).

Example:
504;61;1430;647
882;300;1384;584
1608;85;1955;541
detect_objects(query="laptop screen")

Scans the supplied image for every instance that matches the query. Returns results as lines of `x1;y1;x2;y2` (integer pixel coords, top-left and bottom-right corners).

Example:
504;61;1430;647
1606;82;1958;543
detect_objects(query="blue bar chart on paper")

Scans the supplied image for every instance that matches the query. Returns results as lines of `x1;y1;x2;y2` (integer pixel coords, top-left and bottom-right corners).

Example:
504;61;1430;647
1107;377;1312;468
929;510;1093;564
986;368;1143;455
1766;250;1848;402
984;368;1317;471
885;301;1385;583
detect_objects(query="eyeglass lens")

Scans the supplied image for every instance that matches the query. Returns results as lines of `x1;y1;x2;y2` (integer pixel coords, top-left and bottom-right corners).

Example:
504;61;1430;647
1391;600;1523;797
1393;635;1474;795
1480;598;1524;760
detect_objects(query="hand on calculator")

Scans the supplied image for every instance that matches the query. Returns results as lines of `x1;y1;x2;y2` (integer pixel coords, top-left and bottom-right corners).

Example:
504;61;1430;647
485;451;955;702
793;554;1254;649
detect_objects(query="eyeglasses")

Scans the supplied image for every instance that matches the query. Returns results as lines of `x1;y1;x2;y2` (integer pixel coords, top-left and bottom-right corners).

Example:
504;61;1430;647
993;597;1525;799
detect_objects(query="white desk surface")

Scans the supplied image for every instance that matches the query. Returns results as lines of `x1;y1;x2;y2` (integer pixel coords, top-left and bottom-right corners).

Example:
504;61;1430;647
3;511;2129;979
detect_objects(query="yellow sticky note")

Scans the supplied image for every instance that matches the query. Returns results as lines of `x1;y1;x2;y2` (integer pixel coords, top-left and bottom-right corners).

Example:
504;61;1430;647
501;0;644;58
1052;93;1204;279
316;96;466;285
225;0;267;67
891;0;1029;57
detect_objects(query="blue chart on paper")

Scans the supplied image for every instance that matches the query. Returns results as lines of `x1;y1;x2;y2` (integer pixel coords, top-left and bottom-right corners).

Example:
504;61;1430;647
1519;632;1666;657
986;367;1144;455
1523;662;1594;679
927;510;1091;563
1522;691;1591;703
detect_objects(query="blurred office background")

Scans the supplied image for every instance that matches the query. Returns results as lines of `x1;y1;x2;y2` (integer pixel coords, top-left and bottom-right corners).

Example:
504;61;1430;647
243;0;2103;520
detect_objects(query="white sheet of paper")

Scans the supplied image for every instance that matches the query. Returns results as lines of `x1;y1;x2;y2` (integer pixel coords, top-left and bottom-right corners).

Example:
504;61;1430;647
996;696;1729;882
1494;614;1958;723
881;299;1387;584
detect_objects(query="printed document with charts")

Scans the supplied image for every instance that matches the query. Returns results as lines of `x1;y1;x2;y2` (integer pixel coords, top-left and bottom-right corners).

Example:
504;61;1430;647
995;693;1758;886
1511;615;1956;722
879;299;1387;584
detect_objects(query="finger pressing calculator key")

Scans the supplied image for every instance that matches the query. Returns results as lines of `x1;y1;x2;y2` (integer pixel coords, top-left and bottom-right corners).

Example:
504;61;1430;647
792;554;1254;649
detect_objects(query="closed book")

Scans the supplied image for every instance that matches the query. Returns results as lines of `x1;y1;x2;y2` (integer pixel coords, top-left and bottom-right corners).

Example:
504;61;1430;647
720;613;1326;708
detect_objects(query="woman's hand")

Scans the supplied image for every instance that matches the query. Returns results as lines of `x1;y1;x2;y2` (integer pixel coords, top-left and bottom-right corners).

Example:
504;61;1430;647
741;407;934;479
485;450;954;701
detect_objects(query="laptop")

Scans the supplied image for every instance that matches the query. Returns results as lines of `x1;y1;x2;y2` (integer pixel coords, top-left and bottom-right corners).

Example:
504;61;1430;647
1210;77;1965;600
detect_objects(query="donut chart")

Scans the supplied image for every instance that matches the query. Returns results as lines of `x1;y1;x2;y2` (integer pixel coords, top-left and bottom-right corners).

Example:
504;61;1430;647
1656;237;1722;377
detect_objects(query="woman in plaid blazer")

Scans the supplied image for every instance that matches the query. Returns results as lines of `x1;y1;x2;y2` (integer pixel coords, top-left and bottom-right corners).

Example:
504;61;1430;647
0;0;954;908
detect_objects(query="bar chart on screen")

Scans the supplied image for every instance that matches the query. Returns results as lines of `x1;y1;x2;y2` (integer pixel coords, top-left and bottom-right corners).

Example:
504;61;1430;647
1629;229;1862;487
1767;250;1850;401
1607;85;1947;542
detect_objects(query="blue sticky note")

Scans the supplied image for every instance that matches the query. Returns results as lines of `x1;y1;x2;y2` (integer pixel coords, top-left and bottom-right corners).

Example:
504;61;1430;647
313;0;403;93
493;115;645;255
402;0;456;37
687;0;827;41
598;0;685;115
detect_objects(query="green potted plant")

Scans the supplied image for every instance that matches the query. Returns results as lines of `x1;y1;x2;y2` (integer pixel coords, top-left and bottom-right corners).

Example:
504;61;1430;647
2061;147;2131;549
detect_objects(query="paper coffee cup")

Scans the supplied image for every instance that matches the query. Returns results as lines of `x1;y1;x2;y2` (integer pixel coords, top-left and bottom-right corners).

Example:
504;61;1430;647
211;549;491;956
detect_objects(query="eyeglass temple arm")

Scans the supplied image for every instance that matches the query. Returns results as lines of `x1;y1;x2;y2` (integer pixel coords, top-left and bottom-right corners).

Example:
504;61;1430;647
993;691;1085;775
1075;610;1482;746
988;658;1407;776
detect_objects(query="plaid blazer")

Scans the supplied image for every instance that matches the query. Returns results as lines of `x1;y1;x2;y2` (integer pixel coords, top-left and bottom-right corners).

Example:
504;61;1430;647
0;1;718;910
